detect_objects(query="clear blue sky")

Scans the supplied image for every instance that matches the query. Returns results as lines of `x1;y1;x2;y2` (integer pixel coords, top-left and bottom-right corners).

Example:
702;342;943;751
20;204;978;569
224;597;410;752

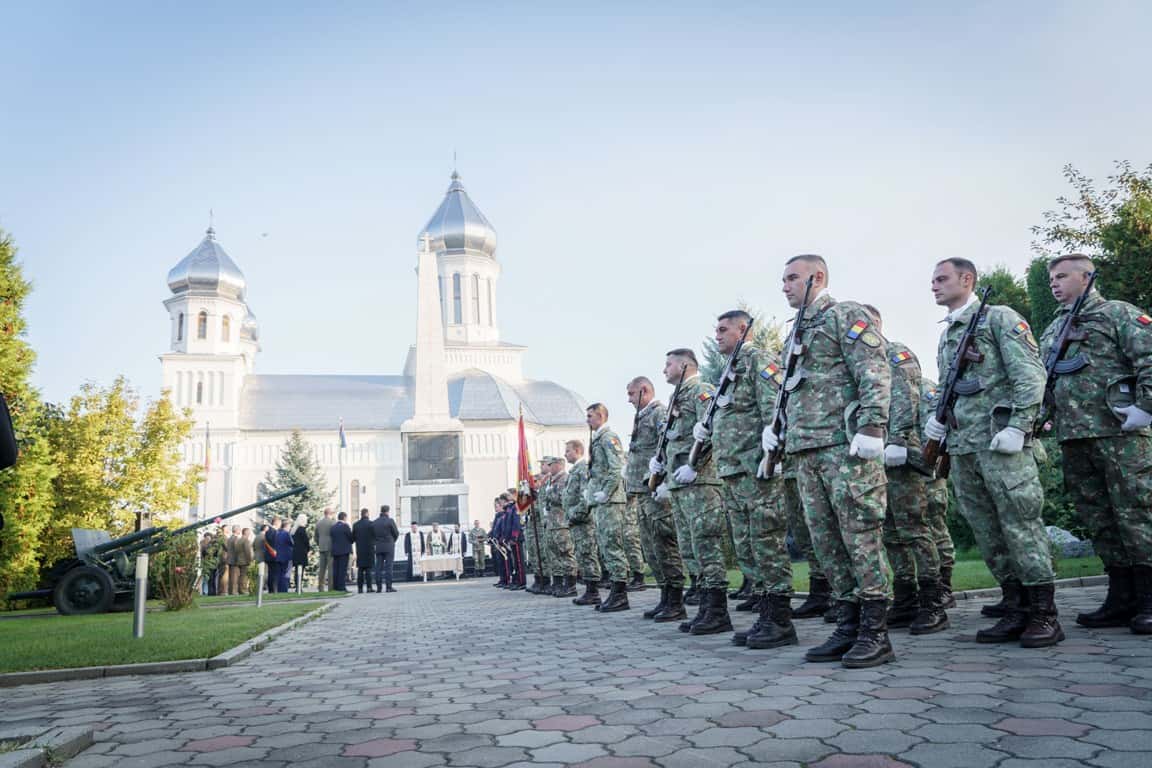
3;1;1150;441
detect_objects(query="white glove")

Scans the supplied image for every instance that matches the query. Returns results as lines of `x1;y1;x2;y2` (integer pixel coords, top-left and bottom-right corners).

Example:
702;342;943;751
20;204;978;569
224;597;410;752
989;426;1026;454
1114;404;1152;431
756;455;771;478
653;483;670;501
582;487;592;504
715;393;731;408
883;444;908;467
592;491;608;504
924;415;948;442
761;426;779;452
648;456;664;475
692;422;711;442
672;465;697;484
849;432;885;460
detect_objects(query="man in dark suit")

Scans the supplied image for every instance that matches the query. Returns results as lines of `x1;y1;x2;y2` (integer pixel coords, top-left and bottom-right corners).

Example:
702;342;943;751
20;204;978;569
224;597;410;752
353;508;377;593
315;507;335;592
404;522;425;581
373;505;400;592
329;512;354;592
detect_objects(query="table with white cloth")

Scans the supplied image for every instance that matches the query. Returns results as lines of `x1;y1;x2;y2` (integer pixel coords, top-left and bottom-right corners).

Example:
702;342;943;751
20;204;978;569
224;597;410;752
420;554;463;580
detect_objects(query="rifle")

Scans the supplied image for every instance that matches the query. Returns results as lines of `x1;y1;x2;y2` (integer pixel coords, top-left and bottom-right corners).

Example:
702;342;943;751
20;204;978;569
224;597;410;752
1034;272;1097;437
922;286;994;478
689;319;754;467
763;276;815;479
648;367;687;491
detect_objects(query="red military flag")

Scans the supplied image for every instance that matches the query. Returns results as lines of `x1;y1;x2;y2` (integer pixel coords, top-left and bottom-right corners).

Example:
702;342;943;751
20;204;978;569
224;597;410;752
516;407;536;511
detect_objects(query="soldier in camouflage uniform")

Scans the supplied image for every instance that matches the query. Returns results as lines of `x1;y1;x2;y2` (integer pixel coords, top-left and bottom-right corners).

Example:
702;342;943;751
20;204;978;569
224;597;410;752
649;349;731;635
919;378;956;607
544;456;578;597
764;254;894;668
927;257;1061;647
585;403;632;613
863;305;948;635
523;465;551;594
1039;255;1152;635
696;309;796;649
470;520;487;578
783;457;831;619
625;376;686;621
563;439;603;606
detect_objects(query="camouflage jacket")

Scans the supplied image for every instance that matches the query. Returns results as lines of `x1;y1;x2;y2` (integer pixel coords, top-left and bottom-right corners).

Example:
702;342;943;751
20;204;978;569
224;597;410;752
919;377;940;431
784;293;891;453
1038;290;1152;442
624;400;666;493
470;526;487;548
936;300;1045;455
886;340;922;453
563;459;592;524
587;427;627;503
664;374;721;488
543;470;569;528
712;345;781;478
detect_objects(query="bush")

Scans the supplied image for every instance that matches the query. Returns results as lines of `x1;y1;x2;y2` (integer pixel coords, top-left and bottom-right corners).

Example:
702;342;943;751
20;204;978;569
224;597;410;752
151;532;199;611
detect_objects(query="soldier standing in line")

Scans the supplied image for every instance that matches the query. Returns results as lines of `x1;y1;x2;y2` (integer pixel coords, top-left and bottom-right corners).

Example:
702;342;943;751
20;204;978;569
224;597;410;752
585;403;632;612
544;456;579;597
863;304;949;635
649;349;731;635
763;254;894;668
625;376;686;622
918;378;957;608
1039;254;1152;635
524;462;552;594
470;519;488;579
784;458;832;620
926;257;1061;647
563;439;603;606
696;309;796;649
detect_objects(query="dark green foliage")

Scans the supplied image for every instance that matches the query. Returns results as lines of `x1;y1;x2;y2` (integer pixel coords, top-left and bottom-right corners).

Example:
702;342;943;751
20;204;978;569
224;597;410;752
977;265;1031;324
256;430;333;523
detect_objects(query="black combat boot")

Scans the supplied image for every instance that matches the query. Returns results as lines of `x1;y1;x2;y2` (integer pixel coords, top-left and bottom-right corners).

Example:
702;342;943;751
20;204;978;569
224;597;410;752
909;578;949;635
643;586;668;619
824;601;841;623
654;585;688;623
729;574;750;600
939;565;956;608
599;575;612;590
1077;566;1136;628
747;594;799;650
598;581;630;613
1131;565;1152;634
793;576;831;619
683;575;701;606
691;589;734;635
805;601;861;662
981;577;1020;617
735;593;762;613
573;581;601;607
1020;583;1064;648
627;571;647;592
731;601;765;646
976;580;1029;643
554;575;577;598
538;575;554;595
887;578;919;629
526;574;541;594
680;589;710;632
842;599;895;668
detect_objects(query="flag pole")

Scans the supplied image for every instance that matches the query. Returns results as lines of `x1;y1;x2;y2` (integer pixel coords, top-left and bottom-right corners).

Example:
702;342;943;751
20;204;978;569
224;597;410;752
338;418;345;515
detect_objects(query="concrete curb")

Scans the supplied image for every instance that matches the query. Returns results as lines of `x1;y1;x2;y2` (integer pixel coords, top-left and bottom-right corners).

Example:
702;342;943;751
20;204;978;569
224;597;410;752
0;726;93;768
0;602;336;689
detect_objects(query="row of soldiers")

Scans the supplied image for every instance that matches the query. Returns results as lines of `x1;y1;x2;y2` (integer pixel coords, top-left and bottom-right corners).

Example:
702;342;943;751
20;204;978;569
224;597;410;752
495;252;1152;669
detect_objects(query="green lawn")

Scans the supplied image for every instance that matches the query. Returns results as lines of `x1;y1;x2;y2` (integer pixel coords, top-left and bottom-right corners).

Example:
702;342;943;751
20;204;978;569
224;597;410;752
0;603;319;673
198;590;349;605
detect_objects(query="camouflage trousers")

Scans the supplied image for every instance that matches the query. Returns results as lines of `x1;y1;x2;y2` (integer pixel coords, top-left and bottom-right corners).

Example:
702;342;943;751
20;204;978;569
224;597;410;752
546;521;578;578
473;541;486;573
722;472;792;596
669;484;728;590
629;492;684;588
923;477;955;570
621;497;647;574
523;517;552;577
669;486;700;579
1062;435;1152;568
794;445;890;602
569;521;601;582
950;448;1053;586
882;466;940;582
593;502;631;582
783;474;823;578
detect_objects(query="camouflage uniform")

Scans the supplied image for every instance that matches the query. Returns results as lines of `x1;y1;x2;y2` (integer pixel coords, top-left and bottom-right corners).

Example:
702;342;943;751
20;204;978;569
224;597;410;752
588;427;630;582
919;379;955;571
564;458;600;582
665;375;727;589
786;293;891;603
783;458;820;576
713;346;792;597
523;474;552;580
544;468;578;578
471;524;487;575
1038;291;1152;569
625;400;684;588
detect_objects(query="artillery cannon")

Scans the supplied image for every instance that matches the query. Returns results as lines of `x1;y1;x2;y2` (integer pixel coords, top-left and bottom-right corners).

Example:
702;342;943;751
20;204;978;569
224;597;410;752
8;486;307;615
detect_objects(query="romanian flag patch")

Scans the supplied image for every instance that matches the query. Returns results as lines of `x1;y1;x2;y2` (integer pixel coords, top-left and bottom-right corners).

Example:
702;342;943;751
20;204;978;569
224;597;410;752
891;350;913;365
760;363;783;384
846;320;868;341
698;391;712;402
1137;314;1152;326
925;387;938;402
1011;320;1030;336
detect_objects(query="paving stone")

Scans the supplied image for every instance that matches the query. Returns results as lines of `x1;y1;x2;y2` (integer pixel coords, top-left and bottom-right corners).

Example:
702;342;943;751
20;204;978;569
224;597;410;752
994;735;1101;759
182;736;256;752
993;718;1092;737
841;713;927;731
1081;729;1152;752
342;739;418;758
900;742;1008;768
529;743;608;763
659;747;746;767
809;756;915;768
571;759;659;768
740;737;837;764
608;735;686;757
825;730;923;754
765;718;848;739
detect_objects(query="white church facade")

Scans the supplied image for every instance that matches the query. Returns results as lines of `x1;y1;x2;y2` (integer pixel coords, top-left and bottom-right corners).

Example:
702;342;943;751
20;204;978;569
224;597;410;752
160;172;588;534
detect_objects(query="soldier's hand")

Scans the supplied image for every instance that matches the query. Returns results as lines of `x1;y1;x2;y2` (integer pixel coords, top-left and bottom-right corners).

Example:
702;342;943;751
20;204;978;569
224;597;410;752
592;491;608;504
988;426;1025;454
582;487;593;504
924;415;948;442
849;432;884;460
653;483;671;501
672;465;697;484
883;444;908;467
1114;404;1152;431
756;455;771;478
715;393;732;408
692;422;711;442
761;426;780;452
648;456;664;475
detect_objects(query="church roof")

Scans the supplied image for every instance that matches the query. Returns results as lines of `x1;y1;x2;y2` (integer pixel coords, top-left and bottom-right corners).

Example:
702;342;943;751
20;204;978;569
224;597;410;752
167;227;247;300
420;172;497;258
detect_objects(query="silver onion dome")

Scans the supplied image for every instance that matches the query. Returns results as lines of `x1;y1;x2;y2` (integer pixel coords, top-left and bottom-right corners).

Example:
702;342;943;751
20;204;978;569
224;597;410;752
167;227;247;300
240;309;259;341
420;172;497;258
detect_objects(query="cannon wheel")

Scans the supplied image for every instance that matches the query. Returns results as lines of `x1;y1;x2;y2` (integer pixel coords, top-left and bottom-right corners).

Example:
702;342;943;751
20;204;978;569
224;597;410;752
53;565;116;615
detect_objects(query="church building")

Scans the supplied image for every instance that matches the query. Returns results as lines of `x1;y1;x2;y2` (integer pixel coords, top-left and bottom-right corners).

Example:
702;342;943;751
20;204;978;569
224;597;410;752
160;172;588;536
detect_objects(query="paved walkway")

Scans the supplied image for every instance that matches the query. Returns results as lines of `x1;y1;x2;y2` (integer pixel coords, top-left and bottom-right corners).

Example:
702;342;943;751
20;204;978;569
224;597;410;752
2;582;1150;767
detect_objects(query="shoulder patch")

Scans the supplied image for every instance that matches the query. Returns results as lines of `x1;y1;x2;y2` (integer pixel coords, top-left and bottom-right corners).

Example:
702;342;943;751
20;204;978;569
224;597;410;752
891;350;914;365
1137;314;1152;327
846;319;868;342
924;387;938;402
759;363;783;385
610;436;621;450
860;331;881;348
698;391;712;402
1011;320;1031;336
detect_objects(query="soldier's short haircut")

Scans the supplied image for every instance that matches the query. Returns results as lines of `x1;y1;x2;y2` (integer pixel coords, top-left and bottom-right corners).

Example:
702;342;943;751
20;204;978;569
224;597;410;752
379;504;390;515
665;348;698;366
862;303;881;323
936;257;979;281
586;402;609;419
628;375;653;391
1048;253;1095;273
717;309;753;325
565;439;585;454
785;254;830;281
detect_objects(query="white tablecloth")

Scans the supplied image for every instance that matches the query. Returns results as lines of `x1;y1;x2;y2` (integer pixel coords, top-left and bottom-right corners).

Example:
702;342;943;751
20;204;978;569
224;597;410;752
420;554;463;580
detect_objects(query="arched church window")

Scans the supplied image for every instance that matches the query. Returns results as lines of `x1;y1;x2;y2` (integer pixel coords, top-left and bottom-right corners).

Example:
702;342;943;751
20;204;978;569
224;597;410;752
486;279;493;326
196;381;203;404
197;311;208;340
221;315;231;342
177;313;184;341
452;273;462;324
471;274;480;324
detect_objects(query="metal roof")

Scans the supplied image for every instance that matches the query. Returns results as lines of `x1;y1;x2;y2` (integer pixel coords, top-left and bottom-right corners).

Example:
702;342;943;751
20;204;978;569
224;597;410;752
167;227;247;301
420;172;497;258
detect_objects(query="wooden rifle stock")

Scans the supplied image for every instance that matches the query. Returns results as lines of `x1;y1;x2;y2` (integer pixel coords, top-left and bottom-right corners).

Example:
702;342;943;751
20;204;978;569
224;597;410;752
763;276;815;479
649;368;687;491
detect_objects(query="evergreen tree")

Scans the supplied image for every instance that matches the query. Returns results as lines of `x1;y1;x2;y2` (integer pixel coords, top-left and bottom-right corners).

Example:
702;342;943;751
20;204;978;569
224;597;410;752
700;304;785;384
257;430;333;522
976;264;1031;323
0;230;57;595
1026;257;1061;336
